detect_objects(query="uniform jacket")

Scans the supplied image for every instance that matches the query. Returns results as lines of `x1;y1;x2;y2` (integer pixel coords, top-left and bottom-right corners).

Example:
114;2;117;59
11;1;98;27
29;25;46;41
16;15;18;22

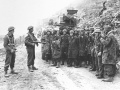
3;34;15;52
25;32;37;48
51;35;60;59
60;34;69;48
101;33;119;64
68;36;79;58
78;35;87;56
41;34;52;54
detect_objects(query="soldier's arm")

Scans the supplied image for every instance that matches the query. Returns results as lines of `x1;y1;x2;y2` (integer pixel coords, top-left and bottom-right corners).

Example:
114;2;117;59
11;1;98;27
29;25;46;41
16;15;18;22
3;36;12;51
101;37;111;46
25;36;34;46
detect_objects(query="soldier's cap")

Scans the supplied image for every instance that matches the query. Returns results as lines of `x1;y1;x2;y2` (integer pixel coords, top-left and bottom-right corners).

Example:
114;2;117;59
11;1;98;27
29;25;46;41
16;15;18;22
28;26;33;30
63;29;67;32
8;26;15;32
70;30;74;33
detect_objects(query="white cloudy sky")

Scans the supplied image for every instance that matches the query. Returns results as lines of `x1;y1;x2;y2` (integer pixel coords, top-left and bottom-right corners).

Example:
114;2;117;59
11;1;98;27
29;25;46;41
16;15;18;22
0;0;84;37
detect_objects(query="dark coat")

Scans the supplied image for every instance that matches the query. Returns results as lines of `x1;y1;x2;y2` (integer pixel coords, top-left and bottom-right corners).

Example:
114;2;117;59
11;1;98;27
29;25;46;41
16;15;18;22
68;36;79;58
60;34;69;48
41;35;52;55
101;33;119;64
78;35;87;56
25;32;38;49
51;35;61;59
3;34;15;52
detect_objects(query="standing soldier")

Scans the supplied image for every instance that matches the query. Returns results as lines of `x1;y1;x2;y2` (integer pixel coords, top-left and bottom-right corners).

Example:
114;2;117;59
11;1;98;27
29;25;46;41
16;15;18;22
25;26;38;72
78;30;87;67
94;28;102;76
68;30;79;67
4;26;18;77
51;30;61;68
60;29;69;65
100;25;119;82
41;30;52;63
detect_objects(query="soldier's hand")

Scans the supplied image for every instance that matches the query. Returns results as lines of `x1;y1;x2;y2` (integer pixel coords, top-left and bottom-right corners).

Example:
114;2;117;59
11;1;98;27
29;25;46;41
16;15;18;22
32;43;35;46
11;49;15;53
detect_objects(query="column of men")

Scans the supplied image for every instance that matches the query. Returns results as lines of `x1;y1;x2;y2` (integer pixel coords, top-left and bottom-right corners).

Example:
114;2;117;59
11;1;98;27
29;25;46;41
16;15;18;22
41;23;120;82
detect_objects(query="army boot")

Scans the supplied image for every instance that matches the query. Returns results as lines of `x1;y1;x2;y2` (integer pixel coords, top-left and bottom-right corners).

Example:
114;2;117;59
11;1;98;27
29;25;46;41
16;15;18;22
56;62;60;68
28;66;34;72
10;69;18;74
4;71;9;77
32;65;38;70
102;77;114;82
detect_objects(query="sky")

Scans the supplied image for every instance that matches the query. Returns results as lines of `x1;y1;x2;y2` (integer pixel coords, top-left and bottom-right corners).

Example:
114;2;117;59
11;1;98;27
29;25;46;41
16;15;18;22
0;0;84;37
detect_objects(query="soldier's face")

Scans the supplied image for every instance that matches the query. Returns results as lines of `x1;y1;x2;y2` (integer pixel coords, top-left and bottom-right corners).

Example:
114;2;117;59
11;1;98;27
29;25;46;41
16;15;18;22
9;30;14;36
29;29;33;33
47;32;50;35
70;32;74;36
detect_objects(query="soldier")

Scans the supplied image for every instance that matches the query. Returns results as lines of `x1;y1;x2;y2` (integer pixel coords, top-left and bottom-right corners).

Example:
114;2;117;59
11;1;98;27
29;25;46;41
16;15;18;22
78;30;87;67
100;25;119;82
90;32;96;71
25;26;38;72
68;30;79;67
3;26;18;77
60;29;69;65
93;28;102;77
41;30;52;63
51;31;61;68
85;30;92;67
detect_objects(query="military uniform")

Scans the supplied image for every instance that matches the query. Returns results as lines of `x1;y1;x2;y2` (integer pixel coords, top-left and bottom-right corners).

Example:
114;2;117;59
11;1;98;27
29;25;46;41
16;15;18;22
60;34;69;65
41;33;52;62
68;35;79;67
100;30;119;82
51;35;61;67
78;34;87;67
25;26;38;72
4;34;15;71
4;26;17;77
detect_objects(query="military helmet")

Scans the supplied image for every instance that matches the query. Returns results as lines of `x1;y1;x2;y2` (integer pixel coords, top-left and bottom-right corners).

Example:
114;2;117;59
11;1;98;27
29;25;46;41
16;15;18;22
70;30;74;33
28;26;33;30
8;26;15;32
63;29;67;32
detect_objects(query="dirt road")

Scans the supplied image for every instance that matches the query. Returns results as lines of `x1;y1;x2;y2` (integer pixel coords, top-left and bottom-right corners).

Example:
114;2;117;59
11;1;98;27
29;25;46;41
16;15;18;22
0;45;120;90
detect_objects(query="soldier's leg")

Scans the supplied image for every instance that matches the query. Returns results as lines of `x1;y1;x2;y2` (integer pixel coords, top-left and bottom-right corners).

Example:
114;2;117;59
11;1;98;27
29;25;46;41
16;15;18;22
103;64;116;82
10;53;18;74
61;47;66;65
4;52;12;77
27;48;34;72
95;56;99;76
97;64;104;79
56;58;60;68
32;48;38;70
10;53;15;69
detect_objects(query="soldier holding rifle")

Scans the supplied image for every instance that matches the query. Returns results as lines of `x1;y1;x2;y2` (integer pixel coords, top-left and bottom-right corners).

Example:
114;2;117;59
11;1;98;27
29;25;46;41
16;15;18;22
3;26;18;77
25;26;39;72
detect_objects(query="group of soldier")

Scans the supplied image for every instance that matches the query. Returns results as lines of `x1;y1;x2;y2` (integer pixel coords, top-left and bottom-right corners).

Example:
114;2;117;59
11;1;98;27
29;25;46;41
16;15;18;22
41;21;120;82
3;21;120;82
3;26;39;77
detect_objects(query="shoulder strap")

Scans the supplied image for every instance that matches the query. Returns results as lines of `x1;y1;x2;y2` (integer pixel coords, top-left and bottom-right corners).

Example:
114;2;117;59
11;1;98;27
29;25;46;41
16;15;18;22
28;33;35;42
6;35;14;45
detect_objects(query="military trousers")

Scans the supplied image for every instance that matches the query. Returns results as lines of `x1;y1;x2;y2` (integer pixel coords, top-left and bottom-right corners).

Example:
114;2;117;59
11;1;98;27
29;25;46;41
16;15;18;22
27;47;35;66
4;51;16;71
99;64;116;77
60;47;68;64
